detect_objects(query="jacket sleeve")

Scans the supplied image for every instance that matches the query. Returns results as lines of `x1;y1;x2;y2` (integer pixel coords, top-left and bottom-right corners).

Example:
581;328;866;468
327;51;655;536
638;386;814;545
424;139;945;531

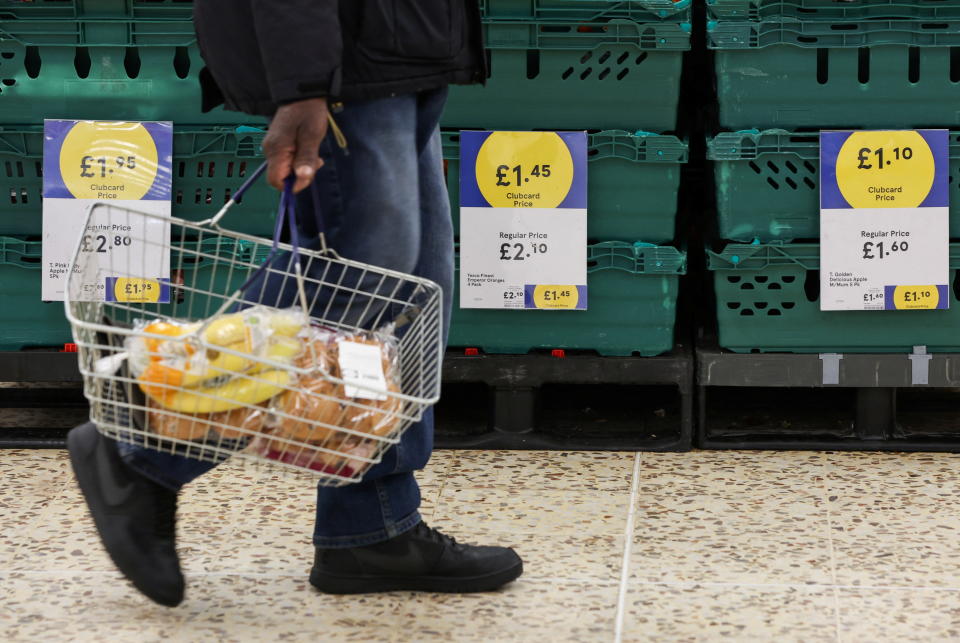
249;0;342;104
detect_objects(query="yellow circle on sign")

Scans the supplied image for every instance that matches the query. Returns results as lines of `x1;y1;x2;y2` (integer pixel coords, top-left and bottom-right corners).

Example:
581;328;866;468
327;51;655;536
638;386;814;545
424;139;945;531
475;132;574;208
836;131;935;209
113;278;163;303
892;285;939;310
533;285;579;309
60;122;159;200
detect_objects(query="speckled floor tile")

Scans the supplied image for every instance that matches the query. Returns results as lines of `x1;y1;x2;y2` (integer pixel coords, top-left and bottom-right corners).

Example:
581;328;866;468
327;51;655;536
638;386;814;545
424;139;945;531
837;588;960;642
174;460;262;573
442;450;634;491
622;583;838;643
14;447;960;642
431;486;630;538
502;532;624;582
2;572;185;642
829;491;960;587
631;487;833;585
176;575;617;642
12;486;114;572
638;450;828;490
414;451;451;488
824;451;960;491
0;451;72;566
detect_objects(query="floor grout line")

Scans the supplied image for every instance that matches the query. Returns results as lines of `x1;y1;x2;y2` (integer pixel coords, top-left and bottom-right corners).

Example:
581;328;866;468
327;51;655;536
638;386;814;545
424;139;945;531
832;585;843;643
613;452;643;643
820;454;843;643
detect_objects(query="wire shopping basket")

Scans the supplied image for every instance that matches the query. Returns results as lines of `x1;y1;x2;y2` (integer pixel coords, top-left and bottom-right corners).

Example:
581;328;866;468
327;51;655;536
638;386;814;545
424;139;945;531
64;164;443;484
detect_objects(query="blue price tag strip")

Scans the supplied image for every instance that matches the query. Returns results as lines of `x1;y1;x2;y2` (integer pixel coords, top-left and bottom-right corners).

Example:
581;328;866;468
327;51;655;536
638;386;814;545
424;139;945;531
883;284;949;310
104;277;171;304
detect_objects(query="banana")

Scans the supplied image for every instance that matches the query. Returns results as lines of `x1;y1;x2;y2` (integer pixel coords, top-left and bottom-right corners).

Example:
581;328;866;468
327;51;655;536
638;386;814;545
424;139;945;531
149;369;292;414
138;334;257;396
201;313;251;348
268;310;307;337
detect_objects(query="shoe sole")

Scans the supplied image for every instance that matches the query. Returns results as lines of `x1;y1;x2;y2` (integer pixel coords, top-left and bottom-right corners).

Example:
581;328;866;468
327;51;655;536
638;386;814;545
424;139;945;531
309;561;524;595
67;424;184;607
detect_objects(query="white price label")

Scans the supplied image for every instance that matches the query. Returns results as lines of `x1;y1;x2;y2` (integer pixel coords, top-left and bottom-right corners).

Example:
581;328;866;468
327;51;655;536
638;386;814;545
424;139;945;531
459;131;588;310
42;120;172;302
820;130;950;311
338;340;389;401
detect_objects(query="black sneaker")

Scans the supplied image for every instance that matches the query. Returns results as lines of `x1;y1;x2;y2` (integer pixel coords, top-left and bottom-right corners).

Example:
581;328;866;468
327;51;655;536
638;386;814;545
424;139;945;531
67;422;184;607
309;521;523;594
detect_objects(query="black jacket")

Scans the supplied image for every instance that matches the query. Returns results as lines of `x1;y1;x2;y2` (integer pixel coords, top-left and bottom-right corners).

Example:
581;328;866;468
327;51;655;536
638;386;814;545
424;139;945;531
193;0;484;116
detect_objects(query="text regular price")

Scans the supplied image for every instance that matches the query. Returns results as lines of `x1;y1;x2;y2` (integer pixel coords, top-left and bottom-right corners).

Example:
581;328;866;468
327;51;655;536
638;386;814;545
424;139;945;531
500;242;548;261
862;240;909;260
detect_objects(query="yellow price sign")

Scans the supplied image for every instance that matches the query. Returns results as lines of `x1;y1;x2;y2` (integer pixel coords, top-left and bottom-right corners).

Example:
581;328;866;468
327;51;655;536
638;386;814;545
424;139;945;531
474;132;575;208
835;130;936;209
59;121;160;200
890;285;941;310
531;285;581;310
108;277;166;303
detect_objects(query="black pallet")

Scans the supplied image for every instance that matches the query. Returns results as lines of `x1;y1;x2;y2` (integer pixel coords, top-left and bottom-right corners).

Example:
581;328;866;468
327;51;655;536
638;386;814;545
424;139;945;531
0;351;83;448
435;346;694;451
698;345;960;451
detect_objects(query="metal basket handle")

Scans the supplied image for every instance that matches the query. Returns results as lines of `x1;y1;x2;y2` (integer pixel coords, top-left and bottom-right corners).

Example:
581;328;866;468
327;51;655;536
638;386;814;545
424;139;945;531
204;160;269;227
194;177;313;337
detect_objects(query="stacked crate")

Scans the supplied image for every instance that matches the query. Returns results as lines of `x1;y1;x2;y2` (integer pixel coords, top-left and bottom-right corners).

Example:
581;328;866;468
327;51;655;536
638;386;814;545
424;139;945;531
705;0;960;353
0;0;276;350
442;0;692;356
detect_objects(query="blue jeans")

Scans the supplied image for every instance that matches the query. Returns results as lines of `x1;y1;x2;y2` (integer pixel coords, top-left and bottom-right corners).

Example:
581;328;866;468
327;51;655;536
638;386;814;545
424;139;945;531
119;87;453;548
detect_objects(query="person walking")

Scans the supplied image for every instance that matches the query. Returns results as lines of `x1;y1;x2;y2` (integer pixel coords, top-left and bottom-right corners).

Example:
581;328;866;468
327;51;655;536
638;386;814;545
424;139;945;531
67;0;523;607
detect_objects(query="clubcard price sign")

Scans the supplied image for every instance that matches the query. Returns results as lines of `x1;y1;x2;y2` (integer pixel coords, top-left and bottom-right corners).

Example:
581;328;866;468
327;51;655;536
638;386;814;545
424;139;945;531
820;130;949;311
42;120;172;302
459;131;587;310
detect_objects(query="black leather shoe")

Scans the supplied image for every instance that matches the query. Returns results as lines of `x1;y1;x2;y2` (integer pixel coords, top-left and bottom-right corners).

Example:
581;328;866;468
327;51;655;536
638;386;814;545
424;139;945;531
309;521;523;594
67;422;184;607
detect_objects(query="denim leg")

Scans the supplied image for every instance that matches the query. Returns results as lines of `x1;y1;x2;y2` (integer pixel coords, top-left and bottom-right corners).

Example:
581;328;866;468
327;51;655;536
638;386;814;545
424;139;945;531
313;88;451;548
116;440;217;492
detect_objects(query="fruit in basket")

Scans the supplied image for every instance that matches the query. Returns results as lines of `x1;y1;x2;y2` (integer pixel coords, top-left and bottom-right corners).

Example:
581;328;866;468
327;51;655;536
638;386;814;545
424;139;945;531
156;369;292;414
136;308;307;406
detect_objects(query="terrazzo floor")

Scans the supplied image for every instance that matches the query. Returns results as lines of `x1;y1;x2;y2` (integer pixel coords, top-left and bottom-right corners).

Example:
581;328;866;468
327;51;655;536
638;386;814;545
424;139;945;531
4;447;960;642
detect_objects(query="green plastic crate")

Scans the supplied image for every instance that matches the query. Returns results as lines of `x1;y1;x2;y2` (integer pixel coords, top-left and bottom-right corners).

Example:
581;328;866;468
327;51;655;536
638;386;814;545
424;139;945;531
0;9;262;124
0;236;72;349
443;19;690;130
709;20;960;130
0;234;265;349
707;129;960;242
709;243;960;353
444;129;686;242
0;126;277;235
0;1;194;19
708;0;960;21
450;241;686;356
482;0;691;22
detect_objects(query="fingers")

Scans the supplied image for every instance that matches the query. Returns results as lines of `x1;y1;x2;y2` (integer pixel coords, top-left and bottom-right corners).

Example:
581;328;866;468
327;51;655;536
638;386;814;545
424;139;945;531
291;119;328;193
263;98;331;194
263;130;295;192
